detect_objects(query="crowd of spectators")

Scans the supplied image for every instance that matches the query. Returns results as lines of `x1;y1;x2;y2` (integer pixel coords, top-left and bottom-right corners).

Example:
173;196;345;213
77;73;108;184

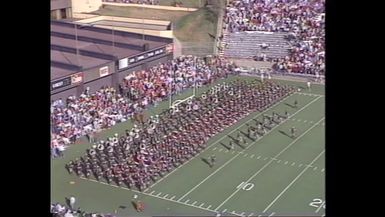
223;0;325;75
51;203;116;217
51;56;236;152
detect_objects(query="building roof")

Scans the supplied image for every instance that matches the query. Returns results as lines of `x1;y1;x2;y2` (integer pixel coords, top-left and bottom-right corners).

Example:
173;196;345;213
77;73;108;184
51;20;172;81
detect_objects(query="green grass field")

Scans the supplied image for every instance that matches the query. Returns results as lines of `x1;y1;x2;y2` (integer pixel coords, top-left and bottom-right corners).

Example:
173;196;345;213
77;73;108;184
51;75;325;217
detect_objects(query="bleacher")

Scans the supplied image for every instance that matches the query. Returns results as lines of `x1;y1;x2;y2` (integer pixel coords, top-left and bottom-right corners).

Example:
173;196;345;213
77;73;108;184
223;31;291;59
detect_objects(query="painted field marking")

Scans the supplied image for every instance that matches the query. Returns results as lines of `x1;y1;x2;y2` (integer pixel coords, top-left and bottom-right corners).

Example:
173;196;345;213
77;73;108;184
237;182;255;191
313;166;318;171
214;116;325;211
304;120;307;123
244;153;248;157
150;191;155;195
156;192;162;197
292;118;296;121
257;156;261;159
219;149;223;152
291;162;295;166
250;154;255;158
271;158;277;161
240;212;245;216
297;119;302;122
248;213;254;217
299;164;303;167
163;194;169;198
192;201;197;206
200;203;205;207
79;178;217;214
316;200;326;213
269;212;276;216
310;121;314;124
207;205;212;209
223;209;227;213
284;161;289;165
262;150;325;212
146;93;312;191
264;157;268;160
170;195;176;200
321;168;325;172
232;150;236;154
213;147;217;151
178;96;323;203
277;160;281;163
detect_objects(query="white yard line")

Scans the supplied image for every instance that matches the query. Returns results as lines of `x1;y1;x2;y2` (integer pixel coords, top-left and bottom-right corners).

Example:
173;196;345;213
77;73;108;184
79;177;217;214
146;93;299;190
214;117;325;211
315;200;326;213
178;96;322;203
262;150;325;213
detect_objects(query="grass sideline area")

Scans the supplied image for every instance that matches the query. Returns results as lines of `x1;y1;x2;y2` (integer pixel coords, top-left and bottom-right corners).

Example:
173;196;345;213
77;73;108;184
51;75;325;216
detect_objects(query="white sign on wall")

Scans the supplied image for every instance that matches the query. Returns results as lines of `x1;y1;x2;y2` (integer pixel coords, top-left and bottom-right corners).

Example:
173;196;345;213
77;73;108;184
99;66;109;77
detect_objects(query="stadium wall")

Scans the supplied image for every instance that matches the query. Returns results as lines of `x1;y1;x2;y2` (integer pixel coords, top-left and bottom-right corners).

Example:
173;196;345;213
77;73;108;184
102;2;198;11
72;0;102;13
51;52;173;101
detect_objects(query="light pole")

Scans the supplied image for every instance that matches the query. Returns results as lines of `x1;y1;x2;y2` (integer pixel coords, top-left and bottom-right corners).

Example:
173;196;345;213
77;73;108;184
74;23;80;68
112;16;115;57
74;23;94;69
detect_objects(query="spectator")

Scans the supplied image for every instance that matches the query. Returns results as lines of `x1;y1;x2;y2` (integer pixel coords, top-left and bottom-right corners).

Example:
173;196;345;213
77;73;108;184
51;56;237;146
223;0;325;76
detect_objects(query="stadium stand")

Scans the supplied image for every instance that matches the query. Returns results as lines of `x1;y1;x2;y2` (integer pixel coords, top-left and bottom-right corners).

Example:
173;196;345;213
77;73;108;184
51;55;236;155
223;31;290;59
221;0;325;75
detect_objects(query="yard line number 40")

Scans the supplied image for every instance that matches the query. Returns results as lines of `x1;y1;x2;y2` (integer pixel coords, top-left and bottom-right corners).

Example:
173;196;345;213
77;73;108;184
237;182;254;191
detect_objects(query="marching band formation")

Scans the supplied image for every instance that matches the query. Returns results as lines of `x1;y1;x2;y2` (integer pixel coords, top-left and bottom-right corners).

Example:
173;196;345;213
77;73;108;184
66;79;295;191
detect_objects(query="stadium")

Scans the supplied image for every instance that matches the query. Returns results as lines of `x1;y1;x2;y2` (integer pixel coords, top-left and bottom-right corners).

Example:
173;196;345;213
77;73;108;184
51;0;325;217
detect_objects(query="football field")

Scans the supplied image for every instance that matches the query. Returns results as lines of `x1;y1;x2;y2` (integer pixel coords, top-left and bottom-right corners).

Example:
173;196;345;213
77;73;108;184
51;75;325;217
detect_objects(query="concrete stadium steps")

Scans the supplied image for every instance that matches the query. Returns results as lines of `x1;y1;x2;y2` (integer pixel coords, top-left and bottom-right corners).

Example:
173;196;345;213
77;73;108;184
223;31;291;59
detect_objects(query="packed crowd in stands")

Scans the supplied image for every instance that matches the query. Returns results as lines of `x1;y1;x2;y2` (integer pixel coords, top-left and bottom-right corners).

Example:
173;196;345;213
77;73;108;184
51;203;116;217
102;0;160;5
51;56;236;153
66;79;294;190
223;0;325;75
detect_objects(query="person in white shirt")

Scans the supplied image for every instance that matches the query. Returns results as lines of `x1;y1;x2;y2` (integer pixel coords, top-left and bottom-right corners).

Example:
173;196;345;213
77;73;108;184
69;196;76;210
307;81;311;91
